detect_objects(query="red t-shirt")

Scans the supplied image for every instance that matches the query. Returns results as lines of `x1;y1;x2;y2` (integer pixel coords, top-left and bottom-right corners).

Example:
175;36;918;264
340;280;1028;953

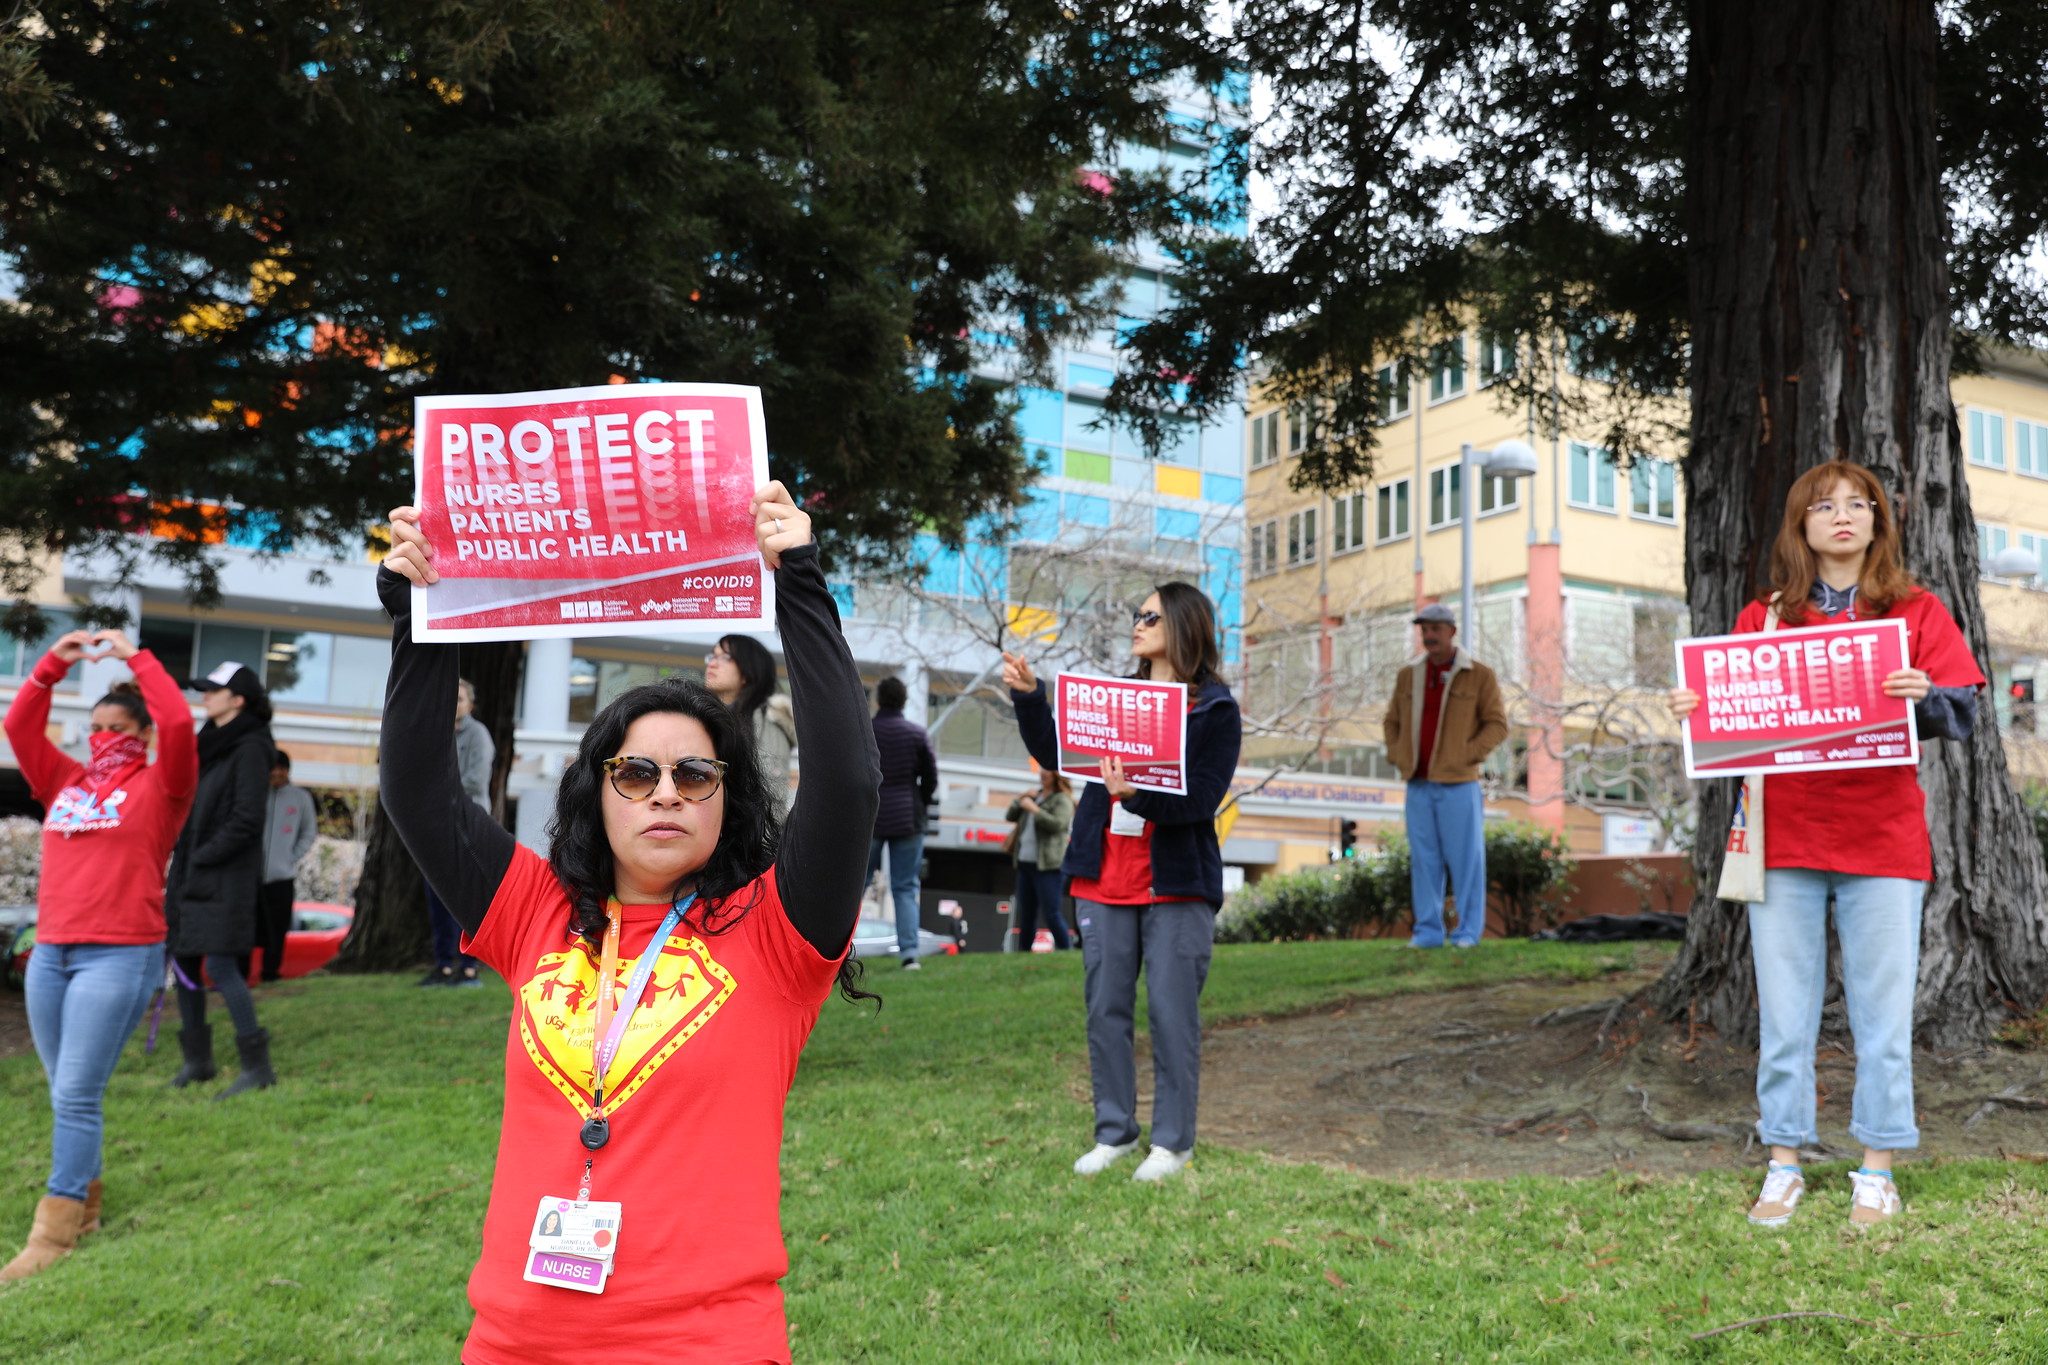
1413;658;1451;779
1071;801;1154;905
3;649;197;944
1736;589;1984;880
459;846;843;1365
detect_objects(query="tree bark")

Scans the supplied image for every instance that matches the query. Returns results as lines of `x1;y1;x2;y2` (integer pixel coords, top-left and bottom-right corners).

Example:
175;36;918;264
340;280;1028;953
1657;0;2048;1048
329;641;526;973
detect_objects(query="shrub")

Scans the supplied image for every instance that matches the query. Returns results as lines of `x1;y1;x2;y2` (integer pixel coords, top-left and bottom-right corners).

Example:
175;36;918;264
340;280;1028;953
1215;853;1406;944
1484;821;1576;937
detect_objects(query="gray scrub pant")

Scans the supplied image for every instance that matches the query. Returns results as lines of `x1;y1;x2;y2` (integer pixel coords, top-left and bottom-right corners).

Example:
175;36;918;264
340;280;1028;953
1075;897;1215;1153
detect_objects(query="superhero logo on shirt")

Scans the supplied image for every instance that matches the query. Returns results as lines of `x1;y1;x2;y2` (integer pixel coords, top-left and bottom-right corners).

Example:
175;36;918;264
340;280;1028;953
517;933;737;1119
44;786;128;835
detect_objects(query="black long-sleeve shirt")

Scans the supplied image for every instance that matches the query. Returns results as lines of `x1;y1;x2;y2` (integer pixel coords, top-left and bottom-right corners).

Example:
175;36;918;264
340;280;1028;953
374;543;879;957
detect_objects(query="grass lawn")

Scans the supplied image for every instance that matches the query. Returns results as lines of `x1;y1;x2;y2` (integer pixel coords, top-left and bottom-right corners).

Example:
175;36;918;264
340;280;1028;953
1;939;2044;1362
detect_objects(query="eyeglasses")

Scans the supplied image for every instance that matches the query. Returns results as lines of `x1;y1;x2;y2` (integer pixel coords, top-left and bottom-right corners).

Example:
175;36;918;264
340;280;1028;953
1807;498;1875;519
1132;610;1163;628
601;756;729;803
705;648;732;664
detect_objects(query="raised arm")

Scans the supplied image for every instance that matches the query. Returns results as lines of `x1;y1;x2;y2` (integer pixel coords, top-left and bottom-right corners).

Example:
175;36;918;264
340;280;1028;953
125;642;197;798
1005;663;1059;772
375;513;517;934
3;634;89;802
769;530;881;958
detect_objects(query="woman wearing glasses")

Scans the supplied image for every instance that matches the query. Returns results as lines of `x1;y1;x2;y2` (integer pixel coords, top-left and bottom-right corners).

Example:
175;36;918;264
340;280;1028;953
1002;583;1241;1183
703;634;797;818
1669;461;1983;1229
376;482;878;1364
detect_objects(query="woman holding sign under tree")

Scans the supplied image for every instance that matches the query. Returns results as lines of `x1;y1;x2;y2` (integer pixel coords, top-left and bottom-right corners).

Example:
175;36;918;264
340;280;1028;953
1669;460;1983;1229
1003;581;1241;1183
377;480;878;1363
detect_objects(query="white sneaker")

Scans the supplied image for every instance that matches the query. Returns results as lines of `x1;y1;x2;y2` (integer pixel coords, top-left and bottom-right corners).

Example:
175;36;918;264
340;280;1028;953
1747;1161;1805;1226
1848;1169;1902;1226
1072;1140;1140;1176
1131;1145;1193;1182
900;959;920;971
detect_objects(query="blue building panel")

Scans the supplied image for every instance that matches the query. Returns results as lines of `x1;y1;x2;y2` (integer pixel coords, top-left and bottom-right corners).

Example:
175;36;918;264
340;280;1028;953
916;535;963;596
1064;493;1111;528
1156;507;1200;541
1110;457;1150;491
1066;361;1116;391
1017;487;1059;542
1202;473;1243;506
1016;388;1063;447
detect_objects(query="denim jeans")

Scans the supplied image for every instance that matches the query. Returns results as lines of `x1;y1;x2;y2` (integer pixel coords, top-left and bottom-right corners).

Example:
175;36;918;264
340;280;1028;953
25;941;163;1201
427;882;477;973
1010;864;1071;950
1406;780;1487;947
1749;868;1924;1151
867;832;925;960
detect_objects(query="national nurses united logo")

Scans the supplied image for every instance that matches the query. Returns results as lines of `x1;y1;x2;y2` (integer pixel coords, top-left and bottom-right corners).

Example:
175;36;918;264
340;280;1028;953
516;934;737;1118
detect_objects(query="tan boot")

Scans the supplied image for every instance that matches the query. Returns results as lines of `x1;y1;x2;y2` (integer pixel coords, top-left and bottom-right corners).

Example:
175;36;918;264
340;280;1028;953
80;1180;102;1235
0;1196;87;1281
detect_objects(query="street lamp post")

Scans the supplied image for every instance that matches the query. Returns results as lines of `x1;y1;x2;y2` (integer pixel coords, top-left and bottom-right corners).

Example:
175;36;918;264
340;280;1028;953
1458;439;1541;643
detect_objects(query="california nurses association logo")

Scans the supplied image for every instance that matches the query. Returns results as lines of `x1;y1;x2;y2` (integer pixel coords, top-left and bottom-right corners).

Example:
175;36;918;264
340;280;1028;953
517;934;737;1118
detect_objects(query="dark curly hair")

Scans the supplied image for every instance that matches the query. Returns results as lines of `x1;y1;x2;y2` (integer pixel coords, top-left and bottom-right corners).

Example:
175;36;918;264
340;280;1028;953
543;676;874;1004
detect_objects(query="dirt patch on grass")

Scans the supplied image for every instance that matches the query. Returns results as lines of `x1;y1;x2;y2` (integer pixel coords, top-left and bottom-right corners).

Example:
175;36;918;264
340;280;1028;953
1198;949;2048;1178
0;988;28;1060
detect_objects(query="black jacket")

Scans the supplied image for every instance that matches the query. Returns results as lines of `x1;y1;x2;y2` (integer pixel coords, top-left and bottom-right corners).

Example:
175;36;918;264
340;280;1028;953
164;713;274;956
1011;676;1242;908
870;708;937;840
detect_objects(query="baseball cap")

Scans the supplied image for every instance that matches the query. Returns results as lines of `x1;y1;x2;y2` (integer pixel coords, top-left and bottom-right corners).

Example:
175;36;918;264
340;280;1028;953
1412;603;1458;626
180;660;266;701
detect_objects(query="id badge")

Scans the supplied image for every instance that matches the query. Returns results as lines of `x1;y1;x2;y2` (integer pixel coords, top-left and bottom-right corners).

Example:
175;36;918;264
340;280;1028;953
1108;801;1147;838
523;1196;623;1295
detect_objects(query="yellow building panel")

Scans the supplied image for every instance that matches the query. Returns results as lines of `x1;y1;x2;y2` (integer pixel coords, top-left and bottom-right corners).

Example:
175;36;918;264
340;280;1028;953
1155;465;1202;499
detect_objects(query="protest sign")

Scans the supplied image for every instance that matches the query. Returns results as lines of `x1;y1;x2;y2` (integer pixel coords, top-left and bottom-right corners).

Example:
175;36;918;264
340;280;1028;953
409;383;772;641
1054;672;1189;794
1676;617;1918;778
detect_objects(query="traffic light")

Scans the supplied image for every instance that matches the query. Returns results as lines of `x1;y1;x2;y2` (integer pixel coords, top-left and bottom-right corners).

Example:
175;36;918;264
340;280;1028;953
1338;818;1359;859
2013;676;2035;733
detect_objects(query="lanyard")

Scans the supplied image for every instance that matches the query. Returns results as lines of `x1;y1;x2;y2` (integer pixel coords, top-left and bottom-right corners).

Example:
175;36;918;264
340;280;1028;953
578;891;696;1156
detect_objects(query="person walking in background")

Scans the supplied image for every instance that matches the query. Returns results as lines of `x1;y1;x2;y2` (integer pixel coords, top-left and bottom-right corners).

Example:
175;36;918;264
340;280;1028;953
1382;602;1508;949
164;661;278;1097
1005;768;1074;951
0;630;196;1281
867;677;937;970
1669;461;1983;1229
1004;582;1243;1183
421;678;493;988
252;750;317;985
704;633;797;818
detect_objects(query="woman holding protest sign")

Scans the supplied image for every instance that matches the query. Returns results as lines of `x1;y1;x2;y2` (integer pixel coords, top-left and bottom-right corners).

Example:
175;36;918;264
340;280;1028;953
704;632;796;818
1669;460;1983;1229
1;630;196;1281
377;480;877;1364
1003;582;1241;1183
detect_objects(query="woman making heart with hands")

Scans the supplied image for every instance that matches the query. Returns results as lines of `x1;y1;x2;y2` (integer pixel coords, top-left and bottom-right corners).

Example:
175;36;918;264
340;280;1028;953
2;627;198;1281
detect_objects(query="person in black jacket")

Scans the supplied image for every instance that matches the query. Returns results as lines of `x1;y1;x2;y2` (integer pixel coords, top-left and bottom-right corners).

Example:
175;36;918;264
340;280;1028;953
164;662;278;1098
1003;581;1241;1183
866;677;938;969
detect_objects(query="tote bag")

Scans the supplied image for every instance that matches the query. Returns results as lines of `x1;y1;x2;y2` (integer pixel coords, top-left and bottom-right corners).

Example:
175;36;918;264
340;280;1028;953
1714;604;1778;903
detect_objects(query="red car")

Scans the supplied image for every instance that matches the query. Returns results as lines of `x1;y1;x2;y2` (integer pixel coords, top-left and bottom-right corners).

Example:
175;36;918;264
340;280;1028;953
4;902;355;984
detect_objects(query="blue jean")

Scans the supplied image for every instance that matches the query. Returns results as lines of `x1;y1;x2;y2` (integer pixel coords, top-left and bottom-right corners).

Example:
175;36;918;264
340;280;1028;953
427;882;477;973
1749;868;1924;1151
1406;780;1486;947
25;941;163;1201
1010;864;1071;950
867;832;925;960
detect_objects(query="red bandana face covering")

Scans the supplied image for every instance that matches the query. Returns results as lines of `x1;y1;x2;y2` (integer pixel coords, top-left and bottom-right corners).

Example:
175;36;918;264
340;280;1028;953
84;730;148;791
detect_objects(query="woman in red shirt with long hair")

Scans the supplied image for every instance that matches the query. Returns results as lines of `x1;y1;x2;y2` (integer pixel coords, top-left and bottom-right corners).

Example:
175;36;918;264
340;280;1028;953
1;628;197;1281
1671;460;1984;1229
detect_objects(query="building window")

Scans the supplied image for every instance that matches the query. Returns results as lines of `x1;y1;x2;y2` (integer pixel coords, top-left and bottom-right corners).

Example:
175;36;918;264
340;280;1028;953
1427;464;1463;530
1478;333;1516;387
1376;364;1411;422
1970;409;2007;469
1569;442;1618;512
2017;418;2048;479
1478;469;1520;516
1249;518;1279;577
1428;339;1466;404
2017;531;2047;589
1375;478;1412;542
1630;458;1677;522
1249;409;1282;468
1286;507;1318;566
1979;522;2010;578
1286;398;1320;455
1331;491;1368;555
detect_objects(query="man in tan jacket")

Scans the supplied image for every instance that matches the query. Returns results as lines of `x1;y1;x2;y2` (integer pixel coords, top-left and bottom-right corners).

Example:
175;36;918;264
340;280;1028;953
1382;603;1510;947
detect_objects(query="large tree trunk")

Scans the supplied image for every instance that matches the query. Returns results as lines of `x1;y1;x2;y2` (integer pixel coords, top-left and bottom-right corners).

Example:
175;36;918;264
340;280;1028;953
1656;0;2048;1049
330;640;525;972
